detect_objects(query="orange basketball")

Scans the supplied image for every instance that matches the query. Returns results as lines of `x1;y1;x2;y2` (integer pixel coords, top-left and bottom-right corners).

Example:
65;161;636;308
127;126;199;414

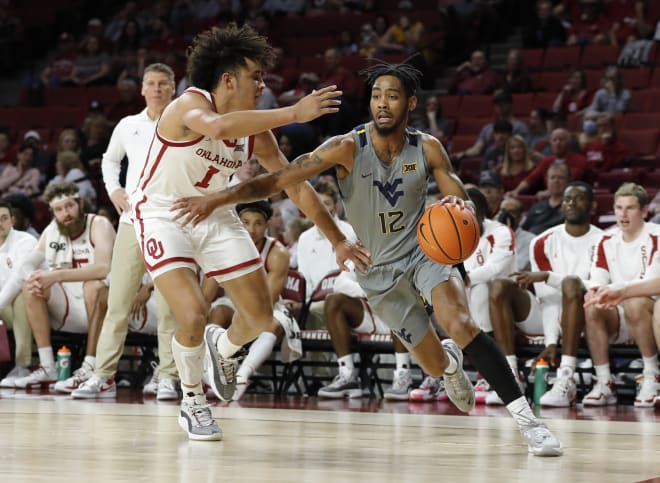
417;203;480;265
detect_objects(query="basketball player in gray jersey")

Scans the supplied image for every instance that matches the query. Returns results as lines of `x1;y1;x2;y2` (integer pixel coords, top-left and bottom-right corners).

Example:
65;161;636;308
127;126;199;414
172;62;562;456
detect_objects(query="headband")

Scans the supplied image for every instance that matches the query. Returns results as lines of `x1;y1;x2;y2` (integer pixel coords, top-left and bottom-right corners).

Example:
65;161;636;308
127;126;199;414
49;194;79;208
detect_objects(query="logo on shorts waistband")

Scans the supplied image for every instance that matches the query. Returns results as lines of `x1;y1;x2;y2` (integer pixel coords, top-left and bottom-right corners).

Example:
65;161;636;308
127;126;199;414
146;237;164;259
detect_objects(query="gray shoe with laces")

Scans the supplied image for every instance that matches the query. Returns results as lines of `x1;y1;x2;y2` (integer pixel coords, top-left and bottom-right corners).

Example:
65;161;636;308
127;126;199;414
204;324;241;401
441;339;475;413
178;392;222;441
384;368;412;400
519;419;563;456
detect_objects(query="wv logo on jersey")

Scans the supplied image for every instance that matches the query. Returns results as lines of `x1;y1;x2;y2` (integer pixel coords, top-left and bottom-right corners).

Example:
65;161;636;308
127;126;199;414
373;178;404;207
396;327;412;344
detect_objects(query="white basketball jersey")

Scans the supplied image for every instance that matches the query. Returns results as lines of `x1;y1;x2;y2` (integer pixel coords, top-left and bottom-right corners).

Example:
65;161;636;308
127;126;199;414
134;87;254;212
260;235;277;273
464;218;516;285
71;214;97;268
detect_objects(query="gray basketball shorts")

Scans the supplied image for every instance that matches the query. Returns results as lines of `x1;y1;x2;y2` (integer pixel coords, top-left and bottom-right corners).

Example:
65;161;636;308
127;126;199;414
355;245;461;349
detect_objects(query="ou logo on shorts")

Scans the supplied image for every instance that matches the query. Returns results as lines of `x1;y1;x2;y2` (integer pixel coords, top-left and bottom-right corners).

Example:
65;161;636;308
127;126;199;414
146;238;164;259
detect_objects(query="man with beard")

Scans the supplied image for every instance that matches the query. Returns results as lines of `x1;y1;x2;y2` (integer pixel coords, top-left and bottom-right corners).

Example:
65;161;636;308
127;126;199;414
0;182;115;390
172;62;563;456
486;182;602;407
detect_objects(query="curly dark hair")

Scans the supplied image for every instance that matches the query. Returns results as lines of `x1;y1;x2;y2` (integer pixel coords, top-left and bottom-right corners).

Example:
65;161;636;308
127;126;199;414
186;23;276;92
359;59;422;98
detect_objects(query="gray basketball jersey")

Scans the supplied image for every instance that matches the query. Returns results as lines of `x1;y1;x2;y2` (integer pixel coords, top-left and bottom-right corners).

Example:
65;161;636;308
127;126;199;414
338;123;429;265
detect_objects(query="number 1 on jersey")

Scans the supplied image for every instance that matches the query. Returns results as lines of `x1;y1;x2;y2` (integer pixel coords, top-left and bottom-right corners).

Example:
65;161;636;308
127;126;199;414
194;165;220;189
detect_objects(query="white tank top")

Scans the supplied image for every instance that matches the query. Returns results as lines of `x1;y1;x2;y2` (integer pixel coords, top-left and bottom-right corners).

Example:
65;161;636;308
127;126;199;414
260;235;277;272
71;214;97;268
134;87;254;212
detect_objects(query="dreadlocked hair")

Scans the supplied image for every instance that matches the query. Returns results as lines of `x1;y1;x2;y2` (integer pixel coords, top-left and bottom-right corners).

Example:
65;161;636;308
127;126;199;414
186;23;276;92
359;58;423;98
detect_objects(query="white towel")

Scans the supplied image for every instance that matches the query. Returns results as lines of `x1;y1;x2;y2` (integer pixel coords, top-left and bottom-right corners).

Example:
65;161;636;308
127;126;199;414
44;221;73;270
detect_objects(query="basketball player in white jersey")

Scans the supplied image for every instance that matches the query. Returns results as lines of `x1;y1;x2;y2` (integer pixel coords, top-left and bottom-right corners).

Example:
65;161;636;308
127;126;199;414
0;182;116;390
73;63;180;401
0;202;38;387
487;182;602;407
131;25;369;441
582;183;660;407
173;62;563;456
202;200;302;400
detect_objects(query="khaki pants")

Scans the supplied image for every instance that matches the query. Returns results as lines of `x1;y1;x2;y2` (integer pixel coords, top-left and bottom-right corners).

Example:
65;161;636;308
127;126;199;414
95;222;178;379
0;293;32;367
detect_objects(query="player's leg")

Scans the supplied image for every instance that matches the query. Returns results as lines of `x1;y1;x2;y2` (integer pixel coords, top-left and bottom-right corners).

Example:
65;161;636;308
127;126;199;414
385;333;415;401
0;295;32;387
14;284;56;388
82;280;108;358
621;297;659;407
317;293;365;398
154;289;179;399
582;304;620;406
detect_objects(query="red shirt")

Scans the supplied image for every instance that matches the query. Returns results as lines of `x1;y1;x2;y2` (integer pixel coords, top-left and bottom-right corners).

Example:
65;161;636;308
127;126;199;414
524;153;588;190
583;138;626;172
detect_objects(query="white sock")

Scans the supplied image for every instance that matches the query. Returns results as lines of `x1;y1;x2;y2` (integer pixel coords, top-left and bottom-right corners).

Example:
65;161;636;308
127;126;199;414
171;336;204;391
38;347;55;369
594;364;611;382
83;355;96;369
444;351;458;374
506;396;537;428
395;352;411;371
237;332;277;381
505;355;518;376
642;354;659;376
338;354;355;378
559;355;577;373
217;330;242;359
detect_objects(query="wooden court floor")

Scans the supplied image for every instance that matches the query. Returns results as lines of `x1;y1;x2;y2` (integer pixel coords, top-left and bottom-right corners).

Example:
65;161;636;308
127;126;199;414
0;391;659;483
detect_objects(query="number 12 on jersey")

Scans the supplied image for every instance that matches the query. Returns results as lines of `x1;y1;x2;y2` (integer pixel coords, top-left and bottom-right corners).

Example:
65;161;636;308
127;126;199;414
378;210;405;234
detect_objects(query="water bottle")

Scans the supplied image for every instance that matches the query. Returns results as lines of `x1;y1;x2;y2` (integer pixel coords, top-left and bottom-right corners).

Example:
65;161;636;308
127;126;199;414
533;358;549;406
56;346;71;381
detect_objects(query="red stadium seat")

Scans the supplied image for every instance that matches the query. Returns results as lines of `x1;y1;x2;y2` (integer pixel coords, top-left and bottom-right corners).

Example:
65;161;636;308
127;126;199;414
533;72;565;92
511;93;534;116
542;46;581;70
618;129;660;158
459;95;494;118
438;95;461;118
519;49;544;70
532;92;558;110
622;113;660;130
580;44;620;68
584;69;604;91
621;67;651;90
629;89;656;112
454;117;484;136
595;168;642;193
594;193;614;216
458;157;482;185
449;135;476;153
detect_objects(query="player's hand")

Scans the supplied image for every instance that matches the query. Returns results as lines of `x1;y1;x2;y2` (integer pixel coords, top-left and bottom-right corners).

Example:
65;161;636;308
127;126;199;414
110;188;130;215
293;85;342;123
531;344;557;374
335;239;372;273
26;270;56;297
438;195;465;208
510;271;548;290
171;195;217;227
130;285;151;320
583;285;622;309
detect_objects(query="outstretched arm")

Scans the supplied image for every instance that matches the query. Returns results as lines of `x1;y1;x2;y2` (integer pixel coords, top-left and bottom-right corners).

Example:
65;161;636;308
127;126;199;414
584;277;660;309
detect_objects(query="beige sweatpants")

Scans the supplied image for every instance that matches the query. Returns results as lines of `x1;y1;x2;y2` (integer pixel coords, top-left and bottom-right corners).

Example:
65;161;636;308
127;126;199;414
95;222;178;379
0;293;32;367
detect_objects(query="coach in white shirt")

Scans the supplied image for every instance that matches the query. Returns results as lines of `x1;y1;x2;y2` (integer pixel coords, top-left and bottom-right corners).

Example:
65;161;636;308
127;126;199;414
0;201;38;387
72;63;179;400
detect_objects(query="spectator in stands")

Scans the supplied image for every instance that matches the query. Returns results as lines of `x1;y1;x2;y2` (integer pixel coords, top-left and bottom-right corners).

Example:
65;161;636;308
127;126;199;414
0;131;14;175
270;188;300;229
498;135;537;193
577;112;599;150
284;217;313;269
496;197;535;272
21;130;51;184
336;30;359;56
583;113;626;179
117;48;149;87
527;109;551;156
5;182;115;392
609;0;654;46
412;94;450;141
113;19;143;58
453;92;530;161
106;78;145;123
582;183;660;407
262;47;299;97
508;128;586;198
481;119;513;172
3;194;38;238
522;0;567;48
448;50;501;95
0;144;40;199
262;0;305;15
377;7;425;56
552;69;590;115
520;161;570;235
500;49;533;93
80;116;111;173
478;170;504;218
278;72;319;107
0;202;38;388
586;65;631;115
462;188;520;404
317;48;360;135
46;151;97;210
359;22;380;57
267;205;286;244
488;181;602;406
71;35;112;86
566;0;612;46
40;32;78;87
202;201;303;400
